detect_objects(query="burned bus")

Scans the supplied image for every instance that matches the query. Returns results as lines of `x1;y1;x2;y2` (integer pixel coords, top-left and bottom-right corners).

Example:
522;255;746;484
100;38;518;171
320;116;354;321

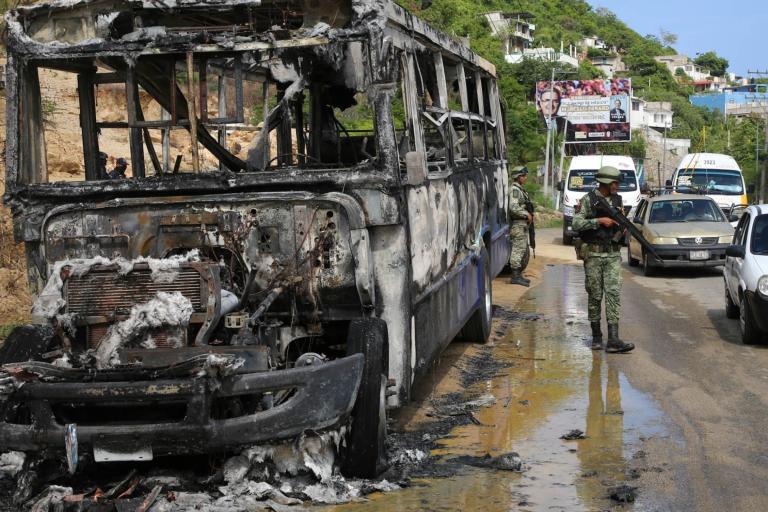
1;0;509;476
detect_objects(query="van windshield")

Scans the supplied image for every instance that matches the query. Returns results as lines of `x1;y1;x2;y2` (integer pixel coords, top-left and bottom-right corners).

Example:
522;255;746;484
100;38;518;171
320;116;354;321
675;169;743;195
567;169;637;192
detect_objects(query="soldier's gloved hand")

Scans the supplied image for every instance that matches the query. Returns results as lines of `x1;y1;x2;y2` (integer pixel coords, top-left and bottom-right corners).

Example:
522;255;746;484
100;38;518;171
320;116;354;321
597;217;617;227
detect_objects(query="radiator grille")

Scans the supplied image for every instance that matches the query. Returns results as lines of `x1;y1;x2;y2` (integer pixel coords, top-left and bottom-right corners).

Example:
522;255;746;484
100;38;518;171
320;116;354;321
677;237;718;246
65;266;204;318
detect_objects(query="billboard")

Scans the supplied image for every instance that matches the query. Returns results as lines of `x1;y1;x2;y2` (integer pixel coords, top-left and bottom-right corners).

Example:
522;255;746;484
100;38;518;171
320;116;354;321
535;78;632;143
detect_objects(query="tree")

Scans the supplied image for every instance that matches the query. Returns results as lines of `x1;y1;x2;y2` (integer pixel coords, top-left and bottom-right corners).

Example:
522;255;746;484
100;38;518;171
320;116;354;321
659;29;678;47
694;51;729;77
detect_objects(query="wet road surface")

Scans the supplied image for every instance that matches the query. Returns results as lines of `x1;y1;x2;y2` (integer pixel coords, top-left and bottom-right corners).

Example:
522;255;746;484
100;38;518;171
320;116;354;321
333;228;768;511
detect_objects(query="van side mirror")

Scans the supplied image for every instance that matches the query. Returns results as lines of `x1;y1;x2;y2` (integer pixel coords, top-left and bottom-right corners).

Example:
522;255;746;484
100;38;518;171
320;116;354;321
729;213;740;223
665;179;672;188
748;184;756;194
641;184;650;194
633;217;644;225
556;180;564;192
725;244;745;258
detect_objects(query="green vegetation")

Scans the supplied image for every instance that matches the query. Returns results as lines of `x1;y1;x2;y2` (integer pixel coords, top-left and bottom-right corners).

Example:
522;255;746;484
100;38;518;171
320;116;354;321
397;0;763;189
694;51;729;78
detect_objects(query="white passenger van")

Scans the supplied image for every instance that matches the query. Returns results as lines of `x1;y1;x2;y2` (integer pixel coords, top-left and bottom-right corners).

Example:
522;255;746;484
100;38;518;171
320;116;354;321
559;155;641;244
672;153;749;214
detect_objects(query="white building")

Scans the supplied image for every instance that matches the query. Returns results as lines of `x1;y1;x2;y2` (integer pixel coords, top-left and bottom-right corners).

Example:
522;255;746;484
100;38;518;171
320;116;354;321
483;12;535;54
654;55;711;82
630;98;673;131
505;45;579;68
589;54;625;79
580;35;608;50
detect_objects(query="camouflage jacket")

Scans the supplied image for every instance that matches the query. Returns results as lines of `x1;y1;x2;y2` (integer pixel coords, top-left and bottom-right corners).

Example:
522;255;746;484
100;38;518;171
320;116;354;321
508;182;531;225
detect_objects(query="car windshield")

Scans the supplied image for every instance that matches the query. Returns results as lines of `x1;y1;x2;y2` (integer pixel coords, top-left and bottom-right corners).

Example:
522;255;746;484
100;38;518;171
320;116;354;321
751;215;768;255
567;169;637;192
675;169;744;195
648;199;727;223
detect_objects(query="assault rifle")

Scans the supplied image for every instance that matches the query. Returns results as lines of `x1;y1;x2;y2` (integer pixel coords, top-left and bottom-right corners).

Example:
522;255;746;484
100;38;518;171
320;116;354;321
592;194;662;262
524;198;535;258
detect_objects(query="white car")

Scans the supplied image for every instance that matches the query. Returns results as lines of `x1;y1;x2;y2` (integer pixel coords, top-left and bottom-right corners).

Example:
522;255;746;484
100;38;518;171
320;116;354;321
724;205;768;344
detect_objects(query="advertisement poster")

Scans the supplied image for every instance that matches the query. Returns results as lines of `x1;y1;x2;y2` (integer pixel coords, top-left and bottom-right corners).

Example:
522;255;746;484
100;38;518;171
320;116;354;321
535;78;632;143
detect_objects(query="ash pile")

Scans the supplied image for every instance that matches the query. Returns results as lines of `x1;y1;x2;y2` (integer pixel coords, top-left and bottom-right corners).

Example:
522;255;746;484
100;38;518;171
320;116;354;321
0;430;415;511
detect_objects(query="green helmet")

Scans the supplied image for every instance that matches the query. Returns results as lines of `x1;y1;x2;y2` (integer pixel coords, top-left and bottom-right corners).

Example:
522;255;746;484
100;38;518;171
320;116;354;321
511;165;529;178
596;165;622;184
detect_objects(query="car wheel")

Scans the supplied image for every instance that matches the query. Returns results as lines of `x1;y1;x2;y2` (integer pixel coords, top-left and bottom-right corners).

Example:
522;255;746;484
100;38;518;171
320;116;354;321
562;225;573;245
739;293;762;345
627;240;639;267
642;251;655;277
341;318;388;478
459;247;492;343
725;281;739;319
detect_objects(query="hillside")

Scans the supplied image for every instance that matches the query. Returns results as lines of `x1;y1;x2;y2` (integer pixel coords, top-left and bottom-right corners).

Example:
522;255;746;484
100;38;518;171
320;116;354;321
399;0;762;183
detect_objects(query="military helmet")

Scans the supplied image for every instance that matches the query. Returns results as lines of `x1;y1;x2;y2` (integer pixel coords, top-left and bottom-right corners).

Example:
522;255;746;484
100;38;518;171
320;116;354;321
596;165;622;184
116;157;129;167
511;165;529;178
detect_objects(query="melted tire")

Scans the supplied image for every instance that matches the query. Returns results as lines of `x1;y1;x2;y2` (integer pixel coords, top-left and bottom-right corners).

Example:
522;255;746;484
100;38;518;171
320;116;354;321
0;325;54;364
341;318;388;478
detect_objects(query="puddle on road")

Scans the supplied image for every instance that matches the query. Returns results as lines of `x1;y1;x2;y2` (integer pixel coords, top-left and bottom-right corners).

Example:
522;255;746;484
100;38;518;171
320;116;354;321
331;264;669;512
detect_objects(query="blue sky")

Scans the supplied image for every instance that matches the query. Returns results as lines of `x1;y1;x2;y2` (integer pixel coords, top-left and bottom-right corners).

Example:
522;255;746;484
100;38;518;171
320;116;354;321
587;1;766;77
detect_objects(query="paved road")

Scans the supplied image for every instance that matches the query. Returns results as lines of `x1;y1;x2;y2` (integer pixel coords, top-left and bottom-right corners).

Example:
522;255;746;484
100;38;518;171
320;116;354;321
335;228;768;511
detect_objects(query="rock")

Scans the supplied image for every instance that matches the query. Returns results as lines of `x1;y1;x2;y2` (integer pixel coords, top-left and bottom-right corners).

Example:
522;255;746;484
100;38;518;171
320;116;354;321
560;429;587;440
608;484;637;503
452;452;524;472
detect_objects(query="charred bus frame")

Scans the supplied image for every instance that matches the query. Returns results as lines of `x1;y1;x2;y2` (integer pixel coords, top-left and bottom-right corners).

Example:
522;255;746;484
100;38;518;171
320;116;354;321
2;0;509;477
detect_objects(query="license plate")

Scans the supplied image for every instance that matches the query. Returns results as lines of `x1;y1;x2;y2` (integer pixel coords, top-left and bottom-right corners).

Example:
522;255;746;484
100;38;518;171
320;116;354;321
94;443;153;462
690;250;709;260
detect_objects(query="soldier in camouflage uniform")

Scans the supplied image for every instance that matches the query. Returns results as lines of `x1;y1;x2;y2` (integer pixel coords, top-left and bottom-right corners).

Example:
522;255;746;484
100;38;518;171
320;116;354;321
508;166;532;287
572;166;634;353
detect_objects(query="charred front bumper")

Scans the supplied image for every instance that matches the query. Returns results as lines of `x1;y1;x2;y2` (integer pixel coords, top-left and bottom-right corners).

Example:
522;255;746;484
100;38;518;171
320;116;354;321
0;353;363;456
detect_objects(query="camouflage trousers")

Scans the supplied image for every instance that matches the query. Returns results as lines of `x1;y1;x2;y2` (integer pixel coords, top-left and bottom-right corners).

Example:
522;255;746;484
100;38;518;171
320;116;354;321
583;253;622;323
508;223;529;270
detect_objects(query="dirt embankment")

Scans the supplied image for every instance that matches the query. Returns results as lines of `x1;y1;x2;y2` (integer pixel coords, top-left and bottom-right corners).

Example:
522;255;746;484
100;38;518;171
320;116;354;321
0;75;31;326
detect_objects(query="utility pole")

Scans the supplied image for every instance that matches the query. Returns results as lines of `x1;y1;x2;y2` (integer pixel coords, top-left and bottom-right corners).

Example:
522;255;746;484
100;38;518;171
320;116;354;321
542;67;555;199
541;67;577;203
747;70;768;202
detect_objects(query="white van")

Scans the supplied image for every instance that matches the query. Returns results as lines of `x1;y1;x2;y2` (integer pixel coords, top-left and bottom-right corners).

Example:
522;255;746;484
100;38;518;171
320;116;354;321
559;155;640;244
672;153;748;214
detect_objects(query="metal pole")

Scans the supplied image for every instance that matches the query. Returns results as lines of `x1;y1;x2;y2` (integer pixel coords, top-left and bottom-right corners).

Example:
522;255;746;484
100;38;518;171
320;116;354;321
556;118;568;208
763;119;768;204
657;161;661;190
186;52;200;173
661;124;667;182
161;109;171;173
757;121;763;203
543;67;555;198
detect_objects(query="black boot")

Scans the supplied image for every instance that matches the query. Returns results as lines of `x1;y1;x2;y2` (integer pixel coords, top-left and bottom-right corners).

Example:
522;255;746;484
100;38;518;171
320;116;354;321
590;321;603;350
606;324;635;353
509;269;530;287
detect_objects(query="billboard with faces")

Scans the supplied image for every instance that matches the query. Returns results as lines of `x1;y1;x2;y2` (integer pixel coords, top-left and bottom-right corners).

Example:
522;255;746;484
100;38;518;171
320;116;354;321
535;78;632;143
